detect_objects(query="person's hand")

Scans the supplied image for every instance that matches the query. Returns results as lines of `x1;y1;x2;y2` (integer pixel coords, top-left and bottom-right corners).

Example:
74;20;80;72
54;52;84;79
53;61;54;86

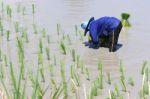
89;42;99;49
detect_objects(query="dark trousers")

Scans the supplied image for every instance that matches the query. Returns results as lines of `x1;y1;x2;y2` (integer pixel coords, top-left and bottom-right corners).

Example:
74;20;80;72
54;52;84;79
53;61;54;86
100;22;122;52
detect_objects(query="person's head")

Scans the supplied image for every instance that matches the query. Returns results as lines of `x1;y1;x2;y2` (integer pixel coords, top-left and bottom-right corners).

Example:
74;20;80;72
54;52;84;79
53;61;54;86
81;17;95;36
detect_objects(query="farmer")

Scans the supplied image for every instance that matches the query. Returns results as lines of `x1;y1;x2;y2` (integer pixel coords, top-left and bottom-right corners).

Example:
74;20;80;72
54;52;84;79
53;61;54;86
81;17;122;52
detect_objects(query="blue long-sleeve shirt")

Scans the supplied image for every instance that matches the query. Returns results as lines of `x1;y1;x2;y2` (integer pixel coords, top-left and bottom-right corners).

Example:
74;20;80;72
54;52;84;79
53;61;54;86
89;17;121;43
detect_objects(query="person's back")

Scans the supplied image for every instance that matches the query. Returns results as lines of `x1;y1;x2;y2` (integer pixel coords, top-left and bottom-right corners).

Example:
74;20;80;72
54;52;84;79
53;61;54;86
90;17;121;38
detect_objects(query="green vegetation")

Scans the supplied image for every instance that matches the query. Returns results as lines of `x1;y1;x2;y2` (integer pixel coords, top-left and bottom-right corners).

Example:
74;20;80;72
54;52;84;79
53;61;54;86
121;13;131;27
0;1;149;99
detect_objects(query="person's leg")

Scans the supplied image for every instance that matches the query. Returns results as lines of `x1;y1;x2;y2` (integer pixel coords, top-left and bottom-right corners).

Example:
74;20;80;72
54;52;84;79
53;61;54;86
114;22;122;45
109;22;122;52
109;31;115;52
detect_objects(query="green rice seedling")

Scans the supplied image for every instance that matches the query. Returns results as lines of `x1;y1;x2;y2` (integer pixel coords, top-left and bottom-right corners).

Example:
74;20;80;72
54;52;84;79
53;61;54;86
75;25;78;37
107;72;111;85
1;1;4;12
120;77;127;92
48;63;54;76
38;53;43;65
25;33;29;43
22;6;26;15
145;67;149;81
20;58;25;80
60;41;67;55
15;21;19;33
141;69;149;97
0;49;2;61
121;13;131;27
40;66;45;82
45;47;50;60
60;60;68;98
0;76;10;99
32;65;40;99
80;61;85;74
33;24;38;34
128;76;134;86
62;32;66;40
109;89;116;99
9;62;18;98
17;38;24;62
74;71;80;87
39;38;43;53
120;61;125;80
6;5;12;18
50;78;58;91
88;87;94;99
17;3;21;13
4;54;8;67
141;61;148;75
42;28;46;38
114;84;120;97
71;49;76;62
53;54;57;66
97;73;103;89
51;84;63;99
67;34;71;45
32;3;35;14
98;61;103;70
76;54;80;67
47;35;51;44
92;81;98;96
85;67;90;80
0;20;4;36
6;30;10;41
70;64;74;79
79;30;84;41
57;24;60;35
0;64;4;78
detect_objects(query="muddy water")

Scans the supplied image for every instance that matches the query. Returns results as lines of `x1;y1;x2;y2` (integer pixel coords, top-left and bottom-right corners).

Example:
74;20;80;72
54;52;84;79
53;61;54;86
1;0;150;99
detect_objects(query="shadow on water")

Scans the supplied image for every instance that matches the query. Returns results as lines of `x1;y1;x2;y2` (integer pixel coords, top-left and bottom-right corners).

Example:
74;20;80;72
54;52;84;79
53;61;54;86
83;41;123;51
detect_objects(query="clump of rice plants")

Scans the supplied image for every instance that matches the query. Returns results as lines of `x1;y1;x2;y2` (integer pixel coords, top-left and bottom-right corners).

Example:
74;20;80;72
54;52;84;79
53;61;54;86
139;65;149;98
120;60;125;80
47;35;51;44
121;13;131;27
48;63;54;76
6;5;12;18
33;24;38;34
42;28;46;38
15;21;19;33
0;19;4;36
141;61;148;75
60;41;67;55
70;64;80;87
107;72;111;85
45;47;50;60
71;49;76;62
0;49;2;61
6;30;10;41
57;24;60;35
75;25;78;37
0;64;5;78
97;61;103;89
39;38;43;53
32;3;35;14
60;60;68;98
128;76;134;86
85;67;90;80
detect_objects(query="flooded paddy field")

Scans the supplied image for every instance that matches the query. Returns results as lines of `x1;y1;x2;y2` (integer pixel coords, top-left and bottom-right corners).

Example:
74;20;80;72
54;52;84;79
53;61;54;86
0;0;150;99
